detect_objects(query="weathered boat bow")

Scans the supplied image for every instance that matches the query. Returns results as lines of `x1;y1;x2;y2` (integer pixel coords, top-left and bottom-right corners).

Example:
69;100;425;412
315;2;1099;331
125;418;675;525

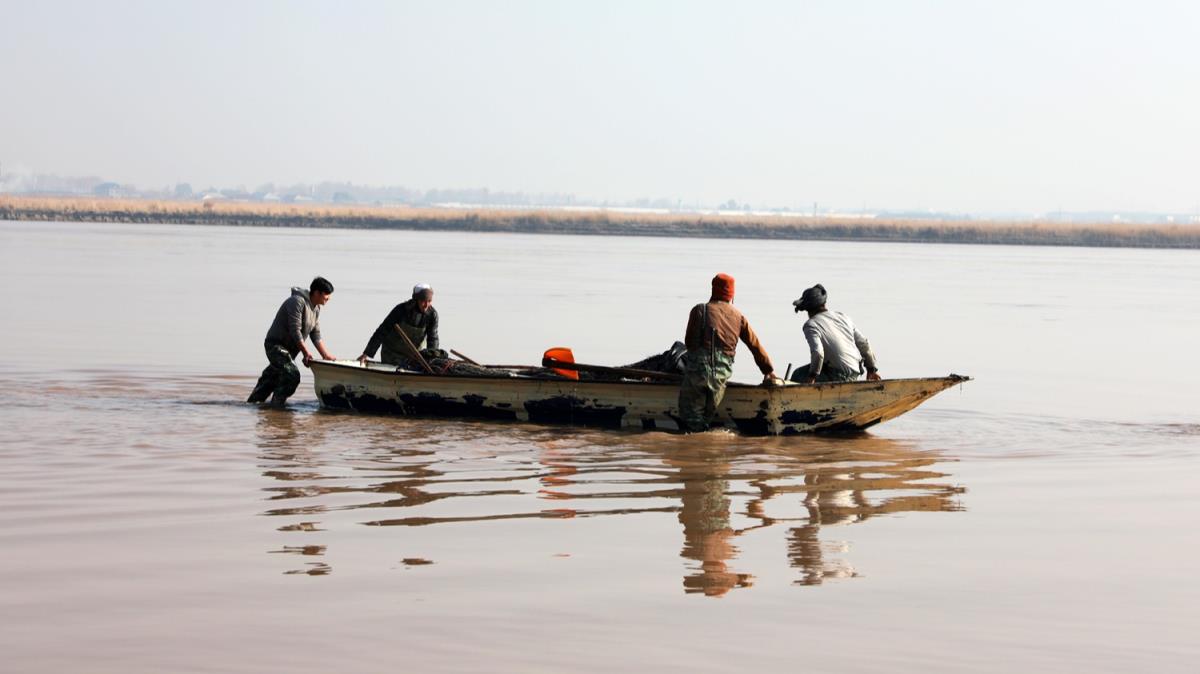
310;360;969;435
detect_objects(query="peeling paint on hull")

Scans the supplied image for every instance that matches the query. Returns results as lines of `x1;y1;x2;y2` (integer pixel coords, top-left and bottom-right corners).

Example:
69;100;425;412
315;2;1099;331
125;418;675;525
311;361;969;436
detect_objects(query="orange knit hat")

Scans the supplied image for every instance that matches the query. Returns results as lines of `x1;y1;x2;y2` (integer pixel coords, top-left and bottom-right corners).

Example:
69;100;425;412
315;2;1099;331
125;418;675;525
711;273;735;301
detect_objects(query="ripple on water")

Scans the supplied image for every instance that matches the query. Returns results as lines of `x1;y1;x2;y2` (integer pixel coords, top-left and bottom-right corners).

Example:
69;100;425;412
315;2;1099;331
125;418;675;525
3;370;1190;599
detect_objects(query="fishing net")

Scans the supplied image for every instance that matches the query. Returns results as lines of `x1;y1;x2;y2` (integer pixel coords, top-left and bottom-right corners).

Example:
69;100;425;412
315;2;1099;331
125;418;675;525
385;341;688;381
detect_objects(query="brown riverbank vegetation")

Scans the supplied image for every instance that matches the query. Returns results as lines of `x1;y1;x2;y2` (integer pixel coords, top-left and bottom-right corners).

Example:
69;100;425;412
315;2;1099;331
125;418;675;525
3;195;1199;249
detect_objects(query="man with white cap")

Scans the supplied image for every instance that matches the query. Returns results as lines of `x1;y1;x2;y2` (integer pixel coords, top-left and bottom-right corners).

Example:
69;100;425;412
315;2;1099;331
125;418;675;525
357;283;440;366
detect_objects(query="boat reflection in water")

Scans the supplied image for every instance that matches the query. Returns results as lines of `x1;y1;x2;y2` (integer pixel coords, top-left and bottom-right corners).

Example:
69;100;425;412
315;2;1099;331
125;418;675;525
255;410;965;593
668;436;965;596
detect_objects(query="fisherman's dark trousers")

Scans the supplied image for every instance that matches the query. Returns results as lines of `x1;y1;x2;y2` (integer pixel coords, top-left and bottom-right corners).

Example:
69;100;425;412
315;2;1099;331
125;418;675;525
677;351;734;432
788;364;860;384
248;343;301;403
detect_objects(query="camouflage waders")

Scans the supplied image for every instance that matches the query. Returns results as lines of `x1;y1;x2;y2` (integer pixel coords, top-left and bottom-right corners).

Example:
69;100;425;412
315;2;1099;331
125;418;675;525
677;350;735;432
247;343;301;404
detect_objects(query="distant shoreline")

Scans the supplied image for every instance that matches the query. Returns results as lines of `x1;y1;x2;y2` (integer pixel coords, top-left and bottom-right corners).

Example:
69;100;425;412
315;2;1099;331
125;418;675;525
3;196;1199;249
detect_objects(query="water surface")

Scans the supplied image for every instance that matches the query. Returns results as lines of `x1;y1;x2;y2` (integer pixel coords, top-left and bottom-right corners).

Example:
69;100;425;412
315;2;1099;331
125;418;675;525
1;221;1197;673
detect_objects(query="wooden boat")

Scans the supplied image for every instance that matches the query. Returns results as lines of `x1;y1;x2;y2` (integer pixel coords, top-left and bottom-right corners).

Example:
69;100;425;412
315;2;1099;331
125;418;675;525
310;360;969;435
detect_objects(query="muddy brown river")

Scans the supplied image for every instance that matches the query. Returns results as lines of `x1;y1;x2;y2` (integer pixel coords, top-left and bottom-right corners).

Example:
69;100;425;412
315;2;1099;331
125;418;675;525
1;220;1197;673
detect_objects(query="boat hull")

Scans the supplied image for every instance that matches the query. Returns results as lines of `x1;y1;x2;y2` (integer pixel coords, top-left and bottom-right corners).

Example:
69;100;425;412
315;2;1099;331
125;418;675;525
310;361;968;435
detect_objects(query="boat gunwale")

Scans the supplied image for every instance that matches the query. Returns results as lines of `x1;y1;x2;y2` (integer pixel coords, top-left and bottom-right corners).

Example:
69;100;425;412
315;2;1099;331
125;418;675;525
309;360;969;391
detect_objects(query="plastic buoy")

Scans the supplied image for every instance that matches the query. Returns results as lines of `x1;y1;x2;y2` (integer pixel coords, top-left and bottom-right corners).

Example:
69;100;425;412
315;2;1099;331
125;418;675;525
544;347;579;380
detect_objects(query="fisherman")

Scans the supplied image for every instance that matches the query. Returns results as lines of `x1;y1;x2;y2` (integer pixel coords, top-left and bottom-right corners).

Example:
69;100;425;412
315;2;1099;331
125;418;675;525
678;273;780;433
357;283;441;366
247;277;338;407
790;283;881;384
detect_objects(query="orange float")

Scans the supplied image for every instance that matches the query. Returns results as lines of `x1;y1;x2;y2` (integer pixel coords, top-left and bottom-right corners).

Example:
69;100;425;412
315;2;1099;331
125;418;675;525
543;347;579;380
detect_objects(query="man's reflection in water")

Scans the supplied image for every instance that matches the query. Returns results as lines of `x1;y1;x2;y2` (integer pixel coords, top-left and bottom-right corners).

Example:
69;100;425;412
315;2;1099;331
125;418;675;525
668;436;964;595
788;471;862;585
778;445;963;585
668;447;753;597
255;411;451;575
254;409;331;575
255;407;301;452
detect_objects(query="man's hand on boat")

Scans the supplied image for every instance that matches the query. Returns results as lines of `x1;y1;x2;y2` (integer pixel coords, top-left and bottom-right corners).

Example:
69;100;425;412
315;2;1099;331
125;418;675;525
762;373;784;387
301;346;337;367
356;353;370;365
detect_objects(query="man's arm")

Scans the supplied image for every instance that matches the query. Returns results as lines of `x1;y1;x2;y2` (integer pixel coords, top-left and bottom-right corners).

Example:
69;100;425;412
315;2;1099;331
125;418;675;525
739;316;776;378
312;338;335;362
854;326;880;381
358;304;401;362
803;322;824;384
683;305;703;351
425;309;440;350
285;296;315;362
308;311;335;362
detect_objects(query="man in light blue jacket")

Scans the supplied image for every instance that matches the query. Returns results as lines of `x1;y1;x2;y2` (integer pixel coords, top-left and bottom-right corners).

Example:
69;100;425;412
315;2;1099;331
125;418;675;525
248;277;338;407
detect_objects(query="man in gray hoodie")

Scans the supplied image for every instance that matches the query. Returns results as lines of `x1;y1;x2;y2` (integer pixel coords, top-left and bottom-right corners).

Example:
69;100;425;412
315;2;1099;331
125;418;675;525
248;277;338;407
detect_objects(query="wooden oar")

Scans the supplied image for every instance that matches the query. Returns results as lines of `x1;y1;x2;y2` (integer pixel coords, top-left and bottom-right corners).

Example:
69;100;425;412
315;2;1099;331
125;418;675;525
450;349;480;365
541;357;682;382
393;324;434;374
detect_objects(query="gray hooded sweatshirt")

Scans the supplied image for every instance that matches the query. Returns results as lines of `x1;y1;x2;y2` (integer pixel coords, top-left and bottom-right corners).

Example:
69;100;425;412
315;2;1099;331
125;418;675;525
802;310;877;376
264;287;322;356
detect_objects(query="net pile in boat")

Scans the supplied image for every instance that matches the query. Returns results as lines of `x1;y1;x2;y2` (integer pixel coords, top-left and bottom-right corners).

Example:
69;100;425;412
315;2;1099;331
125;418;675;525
389;342;689;381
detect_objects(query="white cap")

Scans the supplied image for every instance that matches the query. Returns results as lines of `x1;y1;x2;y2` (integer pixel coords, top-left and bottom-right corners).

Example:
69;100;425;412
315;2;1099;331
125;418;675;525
412;283;433;297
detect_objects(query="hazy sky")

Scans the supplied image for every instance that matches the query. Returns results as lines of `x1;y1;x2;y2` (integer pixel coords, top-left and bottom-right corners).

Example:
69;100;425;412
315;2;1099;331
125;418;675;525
2;0;1197;213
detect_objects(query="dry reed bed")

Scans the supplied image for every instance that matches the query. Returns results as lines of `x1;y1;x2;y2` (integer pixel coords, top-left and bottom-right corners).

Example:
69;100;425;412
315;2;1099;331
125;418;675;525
3;196;1198;249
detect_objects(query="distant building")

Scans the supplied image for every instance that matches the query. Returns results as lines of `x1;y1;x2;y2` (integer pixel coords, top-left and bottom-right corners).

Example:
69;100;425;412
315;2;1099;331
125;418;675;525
93;182;122;198
219;188;251;200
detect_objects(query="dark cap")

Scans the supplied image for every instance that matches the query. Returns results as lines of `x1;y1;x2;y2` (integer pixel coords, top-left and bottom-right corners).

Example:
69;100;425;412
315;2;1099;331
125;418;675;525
792;283;826;313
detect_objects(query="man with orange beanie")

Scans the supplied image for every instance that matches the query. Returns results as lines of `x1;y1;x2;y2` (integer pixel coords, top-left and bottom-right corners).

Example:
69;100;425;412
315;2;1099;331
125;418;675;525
677;273;779;432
